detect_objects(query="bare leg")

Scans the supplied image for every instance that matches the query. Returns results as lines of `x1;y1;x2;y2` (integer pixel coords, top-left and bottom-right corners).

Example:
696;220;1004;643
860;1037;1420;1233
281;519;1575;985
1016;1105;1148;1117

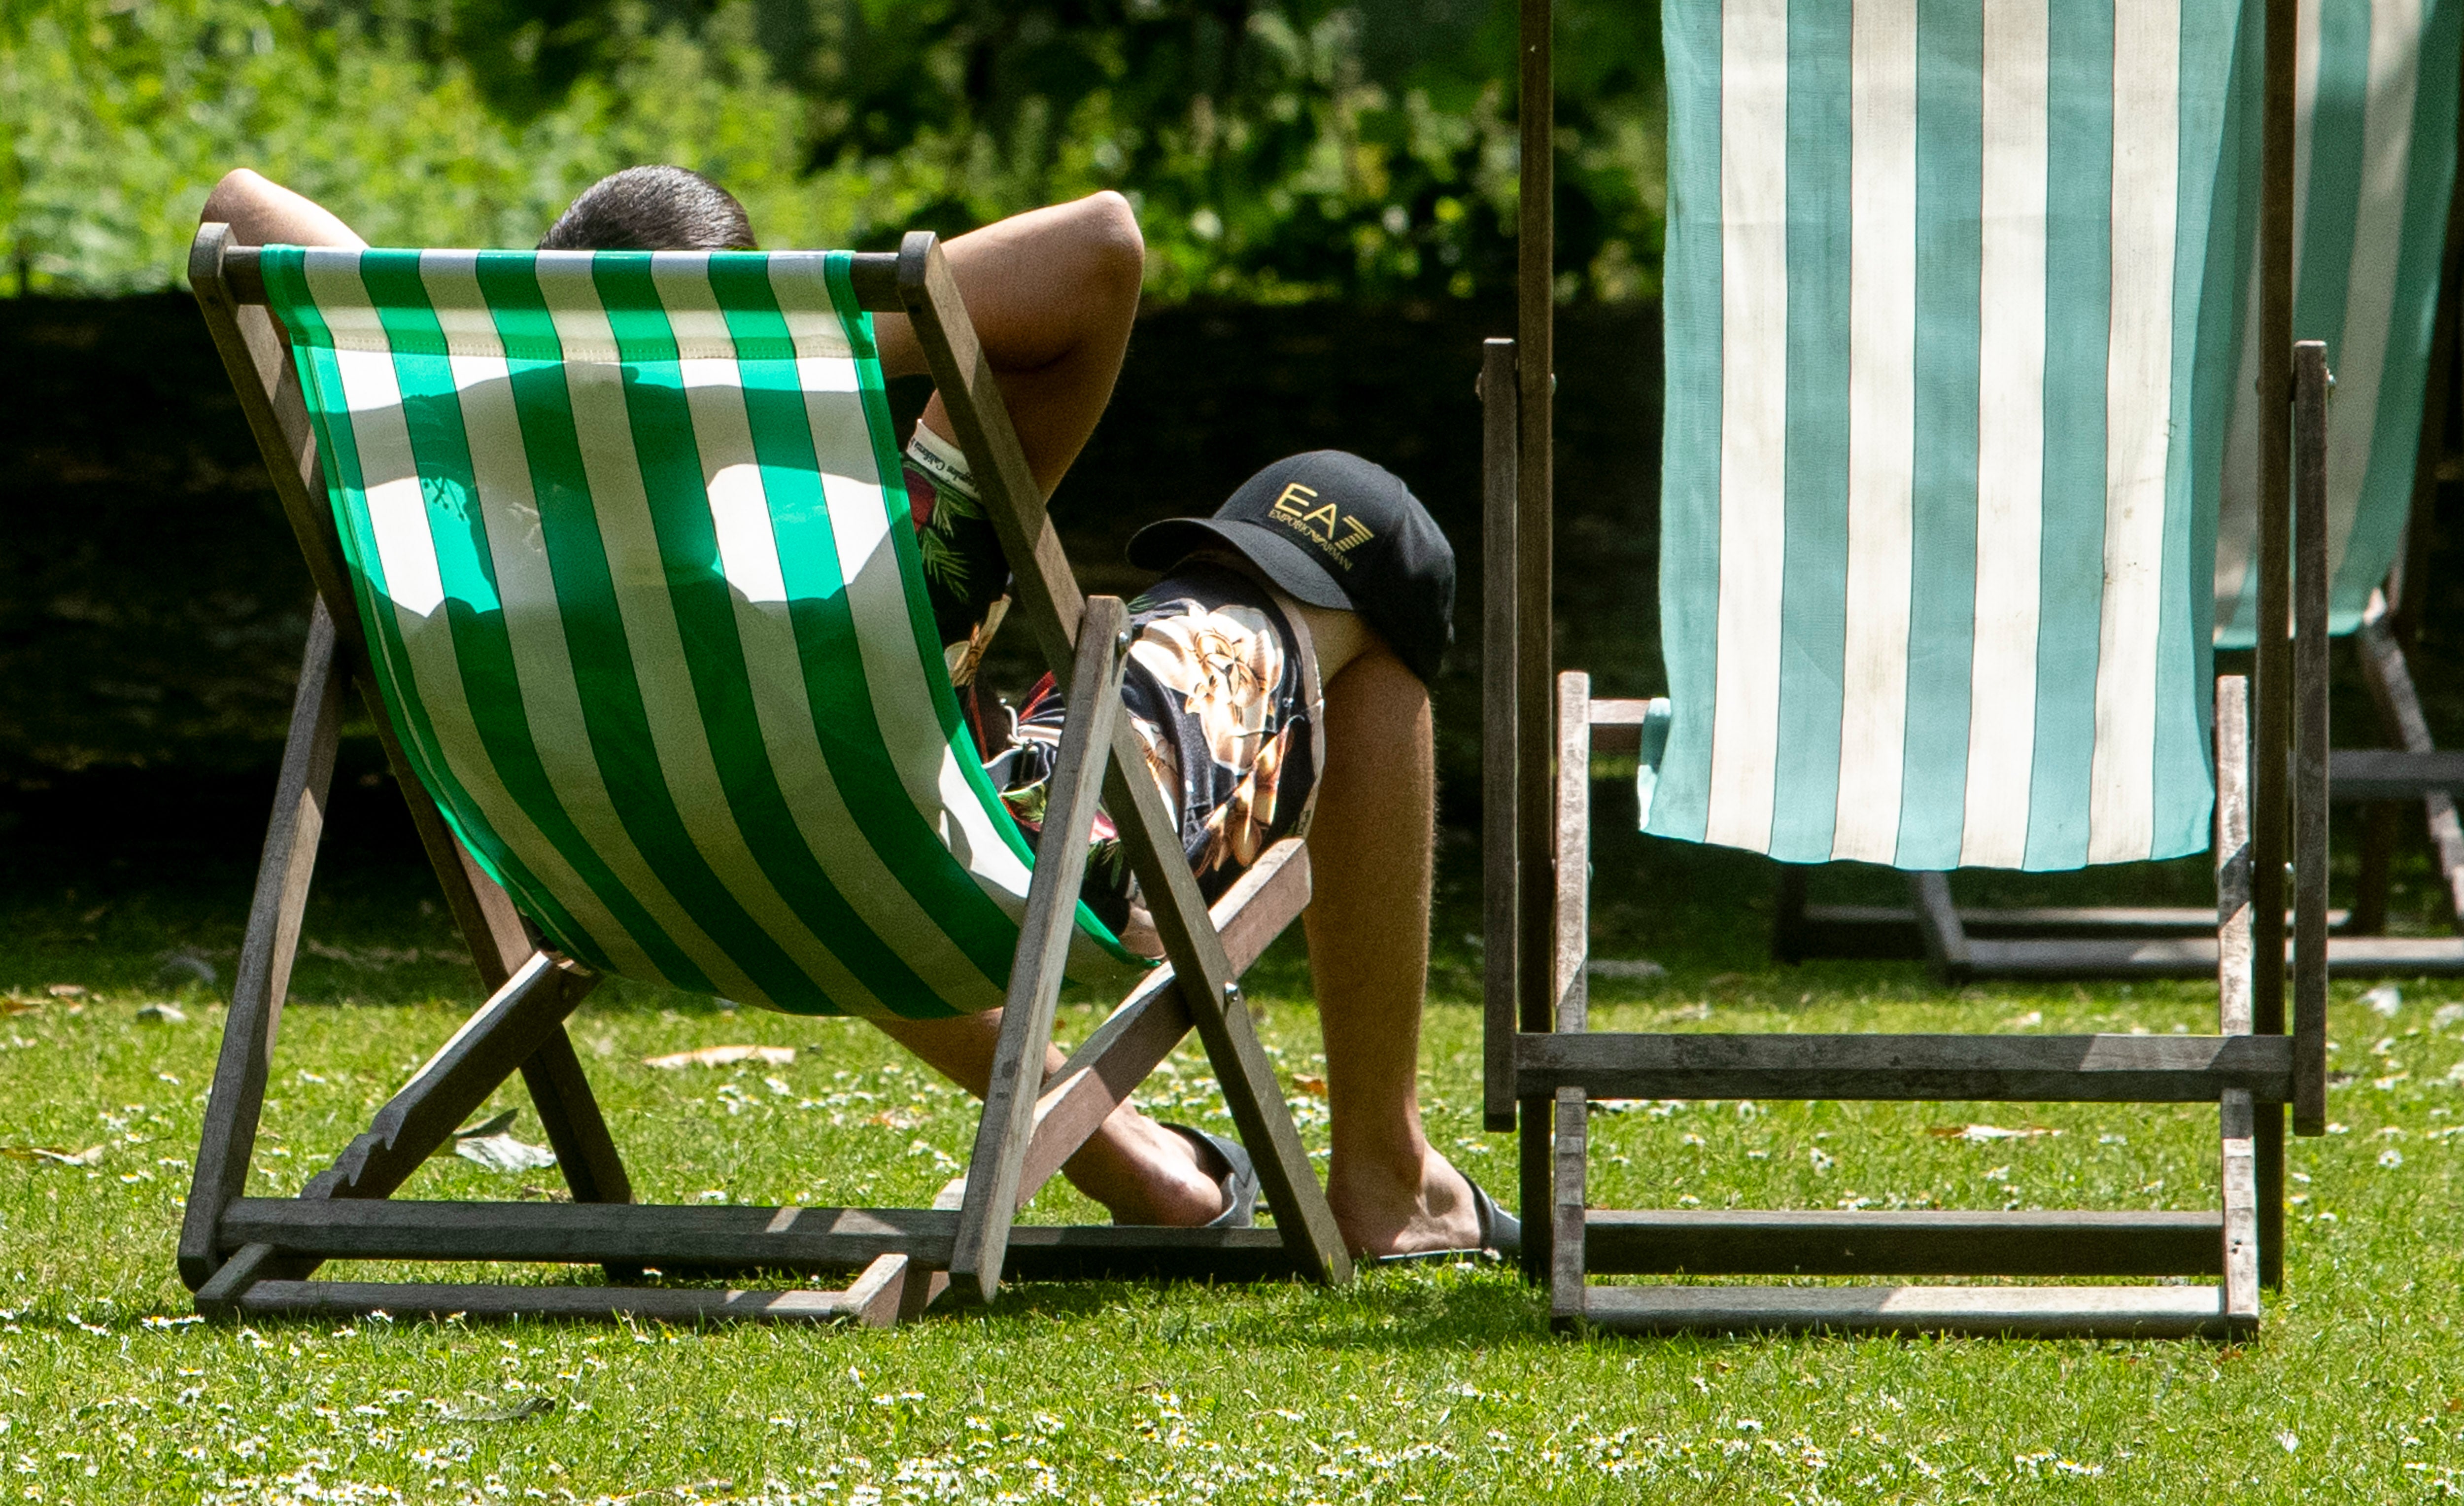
871;1016;1229;1225
1305;646;1481;1256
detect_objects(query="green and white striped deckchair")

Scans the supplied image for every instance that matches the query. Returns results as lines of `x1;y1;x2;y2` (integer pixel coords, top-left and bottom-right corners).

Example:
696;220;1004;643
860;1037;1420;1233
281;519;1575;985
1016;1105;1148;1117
179;227;1351;1326
1483;0;2330;1338
2216;0;2461;648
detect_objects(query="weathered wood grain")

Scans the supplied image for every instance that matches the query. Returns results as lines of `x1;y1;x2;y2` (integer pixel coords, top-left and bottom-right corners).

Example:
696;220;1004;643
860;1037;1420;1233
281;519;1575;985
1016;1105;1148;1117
1514;1031;2293;1102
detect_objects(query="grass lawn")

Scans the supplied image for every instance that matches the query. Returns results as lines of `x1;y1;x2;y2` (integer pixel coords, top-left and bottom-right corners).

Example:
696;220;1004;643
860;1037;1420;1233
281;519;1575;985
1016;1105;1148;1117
3;829;2463;1505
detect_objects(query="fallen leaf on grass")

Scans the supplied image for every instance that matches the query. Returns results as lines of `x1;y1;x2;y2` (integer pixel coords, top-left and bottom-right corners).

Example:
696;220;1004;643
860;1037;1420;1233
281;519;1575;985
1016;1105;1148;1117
444;1396;556;1423
136;1003;186;1025
45;985;86;999
454;1135;558;1174
1292;1074;1327;1097
1927;1124;2060;1143
4;1145;105;1167
0;999;38;1016
644;1045;794;1070
429;1109;557;1174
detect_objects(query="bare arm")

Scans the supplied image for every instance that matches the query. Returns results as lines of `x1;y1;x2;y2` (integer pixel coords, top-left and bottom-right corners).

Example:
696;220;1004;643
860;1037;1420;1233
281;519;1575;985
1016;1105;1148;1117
199;169;367;250
871;191;1144;496
199;172;1139;496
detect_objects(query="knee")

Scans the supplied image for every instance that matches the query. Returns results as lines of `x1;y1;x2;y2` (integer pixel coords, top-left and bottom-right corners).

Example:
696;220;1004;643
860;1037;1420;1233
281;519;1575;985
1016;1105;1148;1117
1070;190;1146;310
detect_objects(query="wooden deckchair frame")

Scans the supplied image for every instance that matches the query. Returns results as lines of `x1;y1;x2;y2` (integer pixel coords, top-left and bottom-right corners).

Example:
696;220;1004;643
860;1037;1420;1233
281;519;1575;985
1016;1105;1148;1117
177;225;1354;1325
1776;41;2464;982
1484;0;2328;1337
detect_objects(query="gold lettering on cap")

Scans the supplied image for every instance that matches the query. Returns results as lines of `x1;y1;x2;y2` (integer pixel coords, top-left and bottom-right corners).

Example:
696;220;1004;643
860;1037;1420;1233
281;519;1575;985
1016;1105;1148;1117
1269;482;1319;521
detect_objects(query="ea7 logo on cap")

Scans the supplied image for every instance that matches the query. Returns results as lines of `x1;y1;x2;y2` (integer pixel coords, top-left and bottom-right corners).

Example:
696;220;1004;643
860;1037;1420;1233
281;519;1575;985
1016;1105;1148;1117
1269;482;1374;568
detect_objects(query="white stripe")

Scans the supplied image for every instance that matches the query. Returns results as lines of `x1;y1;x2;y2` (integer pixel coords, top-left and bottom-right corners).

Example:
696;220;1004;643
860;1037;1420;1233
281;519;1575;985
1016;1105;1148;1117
1961;0;2051;869
2088;0;2184;864
303;272;662;982
1833;0;1920;864
1706;0;1791;854
653;262;1017;1012
413;253;770;1007
2326;0;2425;579
762;268;1052;915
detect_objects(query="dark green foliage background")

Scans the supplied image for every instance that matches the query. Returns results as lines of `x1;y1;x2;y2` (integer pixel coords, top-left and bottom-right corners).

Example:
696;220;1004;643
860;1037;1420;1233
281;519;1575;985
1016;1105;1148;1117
1;0;1664;301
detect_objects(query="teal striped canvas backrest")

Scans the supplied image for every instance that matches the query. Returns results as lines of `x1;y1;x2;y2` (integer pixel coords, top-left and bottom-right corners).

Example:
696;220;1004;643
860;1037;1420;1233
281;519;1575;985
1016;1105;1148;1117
262;245;1149;1018
1648;0;2249;872
2215;0;2461;647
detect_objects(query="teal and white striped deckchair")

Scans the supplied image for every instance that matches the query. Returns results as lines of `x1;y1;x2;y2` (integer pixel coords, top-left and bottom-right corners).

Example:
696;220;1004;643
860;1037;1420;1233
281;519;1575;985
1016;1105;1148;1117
1768;0;2464;969
1483;0;2329;1338
2217;0;2461;647
179;226;1351;1326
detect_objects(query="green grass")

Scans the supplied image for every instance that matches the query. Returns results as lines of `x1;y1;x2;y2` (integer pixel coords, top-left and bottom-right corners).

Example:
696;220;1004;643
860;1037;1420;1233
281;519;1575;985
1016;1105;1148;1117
5;849;2464;1505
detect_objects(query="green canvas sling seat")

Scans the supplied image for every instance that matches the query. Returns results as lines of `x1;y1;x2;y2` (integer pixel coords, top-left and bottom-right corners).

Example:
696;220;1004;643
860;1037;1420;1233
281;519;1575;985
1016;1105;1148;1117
264;245;1146;1020
1481;0;2331;1337
177;229;1353;1326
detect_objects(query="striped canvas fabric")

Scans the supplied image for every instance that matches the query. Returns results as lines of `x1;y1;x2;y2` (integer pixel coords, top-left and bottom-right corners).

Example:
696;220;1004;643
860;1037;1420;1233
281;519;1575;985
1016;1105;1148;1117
262;245;1149;1019
1648;0;2248;872
2214;0;2461;647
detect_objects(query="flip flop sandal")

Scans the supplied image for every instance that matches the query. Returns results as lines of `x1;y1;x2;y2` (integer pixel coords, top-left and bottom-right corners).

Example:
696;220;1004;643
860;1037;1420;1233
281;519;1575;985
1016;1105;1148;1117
1370;1170;1523;1266
1113;1123;1258;1229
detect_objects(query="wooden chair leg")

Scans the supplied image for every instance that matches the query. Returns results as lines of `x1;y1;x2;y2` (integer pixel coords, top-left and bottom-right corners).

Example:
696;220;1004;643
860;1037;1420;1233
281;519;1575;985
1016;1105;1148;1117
1908;872;1973;984
949;596;1129;1304
2357;610;2464;930
181;602;343;1291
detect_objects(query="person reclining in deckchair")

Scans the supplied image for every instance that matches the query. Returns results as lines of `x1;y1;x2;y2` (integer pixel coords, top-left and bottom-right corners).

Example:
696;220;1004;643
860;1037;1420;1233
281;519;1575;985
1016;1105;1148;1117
201;165;1514;1261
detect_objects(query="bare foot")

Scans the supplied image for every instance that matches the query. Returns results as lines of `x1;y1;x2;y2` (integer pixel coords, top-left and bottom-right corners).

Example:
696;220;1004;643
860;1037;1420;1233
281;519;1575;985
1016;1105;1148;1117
1061;1111;1232;1226
1328;1150;1483;1259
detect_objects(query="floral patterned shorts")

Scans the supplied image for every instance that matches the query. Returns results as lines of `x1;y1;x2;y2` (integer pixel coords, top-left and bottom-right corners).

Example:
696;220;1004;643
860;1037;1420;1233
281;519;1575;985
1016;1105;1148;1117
903;428;1320;948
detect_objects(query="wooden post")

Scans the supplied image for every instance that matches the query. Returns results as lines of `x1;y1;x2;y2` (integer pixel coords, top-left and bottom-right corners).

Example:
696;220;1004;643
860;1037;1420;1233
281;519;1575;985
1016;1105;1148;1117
2251;0;2296;1289
2292;341;2331;1137
1482;338;1523;1134
949;596;1129;1304
1549;672;1592;1329
2215;676;2260;1328
1514;0;1557;1290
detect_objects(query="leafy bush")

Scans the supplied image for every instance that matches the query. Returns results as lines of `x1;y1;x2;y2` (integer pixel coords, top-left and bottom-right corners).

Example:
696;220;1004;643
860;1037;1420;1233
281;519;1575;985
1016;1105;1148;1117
0;0;1662;301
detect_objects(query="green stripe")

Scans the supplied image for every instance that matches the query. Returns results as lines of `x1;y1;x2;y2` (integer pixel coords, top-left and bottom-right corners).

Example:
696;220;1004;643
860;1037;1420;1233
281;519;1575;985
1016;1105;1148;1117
2022;0;2115;870
633;253;964;1018
816;256;1142;969
2336;0;2463;617
1895;0;1985;870
1770;0;1851;863
1644;0;1726;845
265;248;613;969
2293;0;2373;357
358;252;713;991
708;264;1022;992
2152;0;2247;858
479;252;825;1008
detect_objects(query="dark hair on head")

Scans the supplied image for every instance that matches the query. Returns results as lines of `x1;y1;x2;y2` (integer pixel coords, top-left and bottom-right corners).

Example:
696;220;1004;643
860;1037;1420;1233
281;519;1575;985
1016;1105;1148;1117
539;165;756;251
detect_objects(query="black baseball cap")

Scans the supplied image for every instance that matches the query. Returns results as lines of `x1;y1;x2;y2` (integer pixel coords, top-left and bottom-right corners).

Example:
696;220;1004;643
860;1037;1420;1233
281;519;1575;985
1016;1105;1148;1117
1125;451;1456;685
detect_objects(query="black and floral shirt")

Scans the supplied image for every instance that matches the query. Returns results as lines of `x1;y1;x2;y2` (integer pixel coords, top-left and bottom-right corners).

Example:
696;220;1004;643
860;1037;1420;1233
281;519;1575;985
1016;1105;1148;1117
902;429;1317;946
